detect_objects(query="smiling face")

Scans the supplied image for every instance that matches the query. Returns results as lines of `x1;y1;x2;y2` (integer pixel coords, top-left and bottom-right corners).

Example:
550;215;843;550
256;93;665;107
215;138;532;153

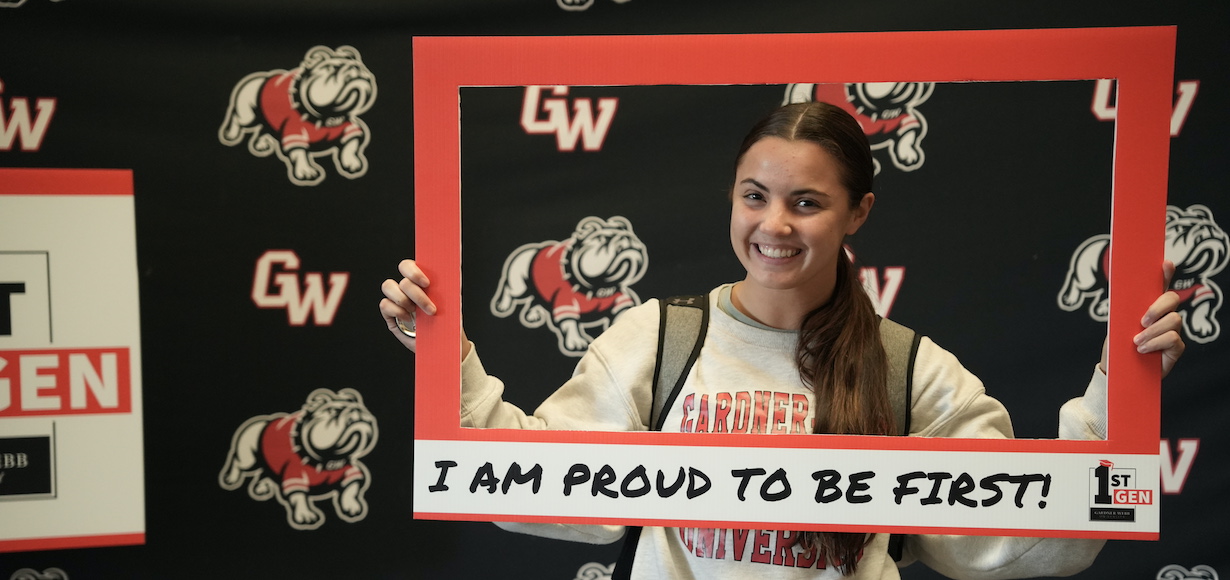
730;137;873;316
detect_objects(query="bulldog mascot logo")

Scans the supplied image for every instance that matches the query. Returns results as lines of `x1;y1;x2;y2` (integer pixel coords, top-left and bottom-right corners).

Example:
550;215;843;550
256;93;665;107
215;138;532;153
785;82;933;175
1059;204;1228;343
556;0;630;11
219;45;377;186
0;0;65;8
219;388;378;530
491;216;648;356
1157;565;1219;580
573;562;615;580
8;569;69;580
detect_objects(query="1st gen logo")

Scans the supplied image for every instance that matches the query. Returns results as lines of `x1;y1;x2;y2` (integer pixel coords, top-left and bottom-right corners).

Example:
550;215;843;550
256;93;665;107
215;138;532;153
251;251;349;326
1089;460;1152;523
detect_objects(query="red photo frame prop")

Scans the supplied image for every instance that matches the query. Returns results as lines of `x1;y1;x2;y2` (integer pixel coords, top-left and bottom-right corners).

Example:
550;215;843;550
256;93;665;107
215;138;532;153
412;28;1174;538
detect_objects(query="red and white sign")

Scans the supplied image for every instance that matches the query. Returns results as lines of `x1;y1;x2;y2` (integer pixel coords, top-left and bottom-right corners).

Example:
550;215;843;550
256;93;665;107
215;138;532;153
0;168;145;552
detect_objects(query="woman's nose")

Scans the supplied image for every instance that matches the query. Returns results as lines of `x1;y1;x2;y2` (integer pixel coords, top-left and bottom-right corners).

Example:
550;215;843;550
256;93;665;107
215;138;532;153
759;202;792;236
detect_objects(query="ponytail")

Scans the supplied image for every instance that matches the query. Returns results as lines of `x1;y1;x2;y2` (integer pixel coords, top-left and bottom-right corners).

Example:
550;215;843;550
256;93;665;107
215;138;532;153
793;250;893;574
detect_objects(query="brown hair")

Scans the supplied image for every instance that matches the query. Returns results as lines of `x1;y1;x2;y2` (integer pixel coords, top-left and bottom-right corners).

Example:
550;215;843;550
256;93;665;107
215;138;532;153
735;101;894;574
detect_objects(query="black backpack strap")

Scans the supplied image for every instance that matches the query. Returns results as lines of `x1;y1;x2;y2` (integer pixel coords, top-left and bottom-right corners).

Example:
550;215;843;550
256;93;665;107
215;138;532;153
611;526;641;580
878;316;921;562
649;294;709;431
614;294;710;580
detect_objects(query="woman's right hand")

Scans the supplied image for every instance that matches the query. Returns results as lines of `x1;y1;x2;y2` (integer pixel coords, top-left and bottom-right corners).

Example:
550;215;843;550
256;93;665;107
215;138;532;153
379;259;470;356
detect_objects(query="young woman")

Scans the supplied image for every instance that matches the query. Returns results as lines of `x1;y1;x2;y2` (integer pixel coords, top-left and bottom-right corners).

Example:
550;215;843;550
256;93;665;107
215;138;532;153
380;102;1185;579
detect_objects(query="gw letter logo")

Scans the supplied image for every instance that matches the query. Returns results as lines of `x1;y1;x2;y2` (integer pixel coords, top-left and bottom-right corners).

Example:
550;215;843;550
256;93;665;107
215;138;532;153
251;250;349;326
520;86;618;152
1;78;57;152
846;246;905;319
219;46;377;186
1092;79;1199;137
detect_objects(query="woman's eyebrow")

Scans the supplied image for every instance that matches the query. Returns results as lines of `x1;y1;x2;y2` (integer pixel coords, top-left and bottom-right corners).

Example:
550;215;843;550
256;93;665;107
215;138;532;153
738;178;830;198
738;177;768;190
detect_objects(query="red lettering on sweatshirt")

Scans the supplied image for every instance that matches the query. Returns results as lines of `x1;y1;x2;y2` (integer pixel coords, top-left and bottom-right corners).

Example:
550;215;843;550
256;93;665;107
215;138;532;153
713;392;732;433
732;392;752;432
696;394;710;433
751;529;773;563
675;527;865;570
751;391;770;433
772;392;790;433
773;530;798;566
732;528;751;561
694;528;716;558
679;390;813;434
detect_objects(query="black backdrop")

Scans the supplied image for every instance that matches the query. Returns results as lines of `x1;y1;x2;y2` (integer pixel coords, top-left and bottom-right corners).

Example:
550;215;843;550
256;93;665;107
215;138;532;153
1;1;1226;578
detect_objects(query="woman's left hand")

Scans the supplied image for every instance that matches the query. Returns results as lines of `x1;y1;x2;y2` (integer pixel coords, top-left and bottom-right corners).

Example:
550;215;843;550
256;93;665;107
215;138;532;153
1099;260;1186;378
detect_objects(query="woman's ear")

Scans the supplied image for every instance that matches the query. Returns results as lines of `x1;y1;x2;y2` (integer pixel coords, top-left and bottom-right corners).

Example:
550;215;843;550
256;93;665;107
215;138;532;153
846;192;875;235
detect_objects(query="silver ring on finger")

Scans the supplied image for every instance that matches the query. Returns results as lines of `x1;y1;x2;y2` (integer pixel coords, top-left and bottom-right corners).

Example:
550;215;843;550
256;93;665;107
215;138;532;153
395;313;416;338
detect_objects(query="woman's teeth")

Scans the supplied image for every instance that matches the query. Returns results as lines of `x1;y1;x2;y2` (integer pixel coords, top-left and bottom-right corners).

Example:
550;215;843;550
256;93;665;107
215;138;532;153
757;245;800;259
